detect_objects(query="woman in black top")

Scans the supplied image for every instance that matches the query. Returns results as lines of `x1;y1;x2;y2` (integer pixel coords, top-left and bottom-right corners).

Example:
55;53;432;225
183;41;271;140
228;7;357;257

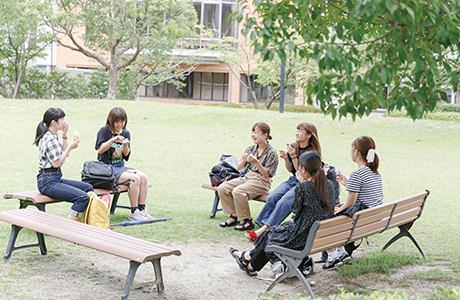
230;151;336;277
95;107;153;221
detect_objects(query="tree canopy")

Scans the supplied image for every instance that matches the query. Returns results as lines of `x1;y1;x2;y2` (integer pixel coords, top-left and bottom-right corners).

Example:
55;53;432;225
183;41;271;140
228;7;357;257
238;0;460;119
0;0;52;99
47;0;198;99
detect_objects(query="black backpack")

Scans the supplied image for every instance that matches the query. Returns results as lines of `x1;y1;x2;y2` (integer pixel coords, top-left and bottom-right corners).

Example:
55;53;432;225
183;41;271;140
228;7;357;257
81;161;116;190
209;155;248;186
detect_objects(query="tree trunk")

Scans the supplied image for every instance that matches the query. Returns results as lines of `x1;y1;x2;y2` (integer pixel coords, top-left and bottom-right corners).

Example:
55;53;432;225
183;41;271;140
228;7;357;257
13;67;25;99
0;79;10;99
106;66;118;100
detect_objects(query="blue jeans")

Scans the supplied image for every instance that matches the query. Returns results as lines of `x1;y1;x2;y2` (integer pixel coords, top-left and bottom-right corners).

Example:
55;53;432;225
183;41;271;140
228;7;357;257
37;171;93;217
255;175;298;227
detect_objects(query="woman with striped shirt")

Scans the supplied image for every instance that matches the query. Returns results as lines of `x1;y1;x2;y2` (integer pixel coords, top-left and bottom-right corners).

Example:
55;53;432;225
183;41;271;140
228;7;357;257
323;136;383;270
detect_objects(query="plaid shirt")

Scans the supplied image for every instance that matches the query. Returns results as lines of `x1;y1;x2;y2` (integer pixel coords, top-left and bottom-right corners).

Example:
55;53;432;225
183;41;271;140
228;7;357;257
38;131;63;169
243;143;278;177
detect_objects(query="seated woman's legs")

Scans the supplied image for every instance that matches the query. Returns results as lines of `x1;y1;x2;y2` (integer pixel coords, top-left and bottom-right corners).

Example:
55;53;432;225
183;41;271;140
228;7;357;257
233;179;270;230
218;177;246;227
255;178;295;226
117;171;152;220
264;186;296;227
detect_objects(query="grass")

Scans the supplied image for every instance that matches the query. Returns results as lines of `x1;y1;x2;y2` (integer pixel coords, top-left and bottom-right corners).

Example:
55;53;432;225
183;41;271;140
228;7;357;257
0;99;459;298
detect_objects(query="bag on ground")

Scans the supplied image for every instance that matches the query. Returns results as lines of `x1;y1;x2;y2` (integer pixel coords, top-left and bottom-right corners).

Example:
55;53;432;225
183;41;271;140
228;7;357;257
81;161;116;190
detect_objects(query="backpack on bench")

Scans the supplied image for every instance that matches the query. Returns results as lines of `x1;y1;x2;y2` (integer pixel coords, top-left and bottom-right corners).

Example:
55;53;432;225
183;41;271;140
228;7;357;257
209;155;248;186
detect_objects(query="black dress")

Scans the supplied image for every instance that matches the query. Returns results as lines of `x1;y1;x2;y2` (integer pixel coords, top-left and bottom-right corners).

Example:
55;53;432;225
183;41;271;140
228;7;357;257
250;180;336;271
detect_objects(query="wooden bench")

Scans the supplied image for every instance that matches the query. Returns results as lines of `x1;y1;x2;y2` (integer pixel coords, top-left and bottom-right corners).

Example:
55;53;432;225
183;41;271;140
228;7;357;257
3;183;152;215
0;208;180;299
201;182;270;218
265;190;430;299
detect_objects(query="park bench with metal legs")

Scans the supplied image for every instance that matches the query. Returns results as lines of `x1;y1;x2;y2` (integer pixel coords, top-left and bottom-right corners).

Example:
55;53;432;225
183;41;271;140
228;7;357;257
201;182;270;218
0;208;180;300
3;182;151;215
265;190;430;299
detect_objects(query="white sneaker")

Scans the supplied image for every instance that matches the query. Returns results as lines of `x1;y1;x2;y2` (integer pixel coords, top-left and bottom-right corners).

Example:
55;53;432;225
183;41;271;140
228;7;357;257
129;209;148;221
141;209;155;220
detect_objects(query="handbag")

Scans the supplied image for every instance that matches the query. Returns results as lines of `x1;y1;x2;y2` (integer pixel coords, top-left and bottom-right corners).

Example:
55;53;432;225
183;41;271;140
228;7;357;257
81;161;116;190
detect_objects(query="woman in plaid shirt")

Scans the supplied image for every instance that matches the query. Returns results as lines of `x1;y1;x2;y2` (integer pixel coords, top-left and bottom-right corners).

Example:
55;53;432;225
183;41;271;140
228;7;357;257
34;108;93;220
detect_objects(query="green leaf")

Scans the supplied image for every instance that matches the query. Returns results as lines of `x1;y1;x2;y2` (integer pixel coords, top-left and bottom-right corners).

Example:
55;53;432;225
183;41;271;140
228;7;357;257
385;0;398;14
336;23;343;39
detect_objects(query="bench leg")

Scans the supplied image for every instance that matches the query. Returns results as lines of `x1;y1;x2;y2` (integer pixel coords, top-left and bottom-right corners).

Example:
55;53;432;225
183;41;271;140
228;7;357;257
122;261;141;300
110;193;121;215
19;200;46;212
267;259;316;299
4;225;47;260
382;223;426;258
210;191;222;218
151;258;164;293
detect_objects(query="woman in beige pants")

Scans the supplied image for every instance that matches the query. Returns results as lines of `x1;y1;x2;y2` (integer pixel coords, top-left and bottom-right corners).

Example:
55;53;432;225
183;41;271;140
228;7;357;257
218;122;278;231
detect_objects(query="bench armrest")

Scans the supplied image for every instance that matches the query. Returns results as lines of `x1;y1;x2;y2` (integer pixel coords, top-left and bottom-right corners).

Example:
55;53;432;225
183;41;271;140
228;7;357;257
265;244;305;259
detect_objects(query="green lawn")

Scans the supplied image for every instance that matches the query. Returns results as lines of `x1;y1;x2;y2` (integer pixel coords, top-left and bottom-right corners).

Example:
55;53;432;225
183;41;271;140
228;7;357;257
0;99;459;296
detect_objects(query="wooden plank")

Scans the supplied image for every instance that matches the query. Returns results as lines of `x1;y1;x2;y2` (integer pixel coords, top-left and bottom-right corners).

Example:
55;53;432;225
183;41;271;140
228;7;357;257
0;209;181;263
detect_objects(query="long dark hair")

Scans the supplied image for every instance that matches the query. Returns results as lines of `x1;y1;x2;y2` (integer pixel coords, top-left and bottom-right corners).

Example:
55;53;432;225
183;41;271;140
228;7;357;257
293;123;321;157
299;151;330;211
33;108;65;146
352;136;379;175
252;122;272;140
106;107;128;134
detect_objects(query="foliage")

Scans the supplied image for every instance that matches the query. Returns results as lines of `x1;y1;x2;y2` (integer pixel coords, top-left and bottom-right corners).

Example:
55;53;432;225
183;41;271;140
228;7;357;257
436;103;460;113
237;0;460;120
0;0;53;99
46;0;198;99
203;103;243;108
244;103;322;113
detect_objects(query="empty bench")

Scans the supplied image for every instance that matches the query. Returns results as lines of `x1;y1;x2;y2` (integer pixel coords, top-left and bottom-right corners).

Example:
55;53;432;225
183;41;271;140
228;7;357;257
201;182;270;218
0;208;180;299
3;182;152;215
265;190;430;299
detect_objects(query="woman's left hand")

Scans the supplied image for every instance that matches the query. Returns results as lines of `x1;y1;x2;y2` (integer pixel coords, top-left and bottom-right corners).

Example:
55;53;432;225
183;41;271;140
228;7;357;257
122;138;130;145
247;154;258;164
62;123;69;136
295;170;305;182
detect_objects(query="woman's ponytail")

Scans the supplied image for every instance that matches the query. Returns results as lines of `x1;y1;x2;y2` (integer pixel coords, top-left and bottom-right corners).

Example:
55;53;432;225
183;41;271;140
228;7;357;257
33;108;66;146
352;136;379;175
299;151;330;211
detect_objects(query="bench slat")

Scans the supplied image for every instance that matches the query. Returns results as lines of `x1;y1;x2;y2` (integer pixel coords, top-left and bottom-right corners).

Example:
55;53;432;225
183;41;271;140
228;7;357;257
0;209;180;263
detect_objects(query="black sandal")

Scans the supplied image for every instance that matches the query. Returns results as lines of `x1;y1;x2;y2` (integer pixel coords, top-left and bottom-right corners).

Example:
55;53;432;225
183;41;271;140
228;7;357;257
234;218;254;231
245;265;258;277
229;248;250;271
220;215;238;227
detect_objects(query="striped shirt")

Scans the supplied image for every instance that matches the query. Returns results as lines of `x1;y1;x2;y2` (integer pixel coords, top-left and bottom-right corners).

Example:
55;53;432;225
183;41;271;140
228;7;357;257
38;131;63;169
346;166;383;208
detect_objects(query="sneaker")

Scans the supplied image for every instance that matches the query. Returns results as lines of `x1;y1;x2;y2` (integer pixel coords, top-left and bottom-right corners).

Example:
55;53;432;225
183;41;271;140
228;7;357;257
339;253;351;264
322;257;343;270
129;209;148;221
141;209;155;220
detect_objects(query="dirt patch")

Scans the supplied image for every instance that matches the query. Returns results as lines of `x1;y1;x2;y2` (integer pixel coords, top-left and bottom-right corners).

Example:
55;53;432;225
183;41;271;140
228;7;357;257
1;241;453;299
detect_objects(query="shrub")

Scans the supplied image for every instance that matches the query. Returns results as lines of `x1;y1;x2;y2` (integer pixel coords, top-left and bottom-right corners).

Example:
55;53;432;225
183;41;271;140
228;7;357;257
435;103;460;113
204;103;242;108
243;103;322;113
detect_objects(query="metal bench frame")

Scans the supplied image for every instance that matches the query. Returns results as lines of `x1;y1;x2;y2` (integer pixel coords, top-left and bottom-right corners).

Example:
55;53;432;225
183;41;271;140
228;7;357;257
265;190;430;299
0;209;180;300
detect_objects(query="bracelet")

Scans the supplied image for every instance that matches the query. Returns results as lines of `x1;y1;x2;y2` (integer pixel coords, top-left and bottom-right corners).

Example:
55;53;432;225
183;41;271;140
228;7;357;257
291;155;297;159
62;135;68;140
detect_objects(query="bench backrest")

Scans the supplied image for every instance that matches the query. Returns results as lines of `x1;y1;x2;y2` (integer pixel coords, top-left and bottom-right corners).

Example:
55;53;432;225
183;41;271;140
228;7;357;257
303;190;429;256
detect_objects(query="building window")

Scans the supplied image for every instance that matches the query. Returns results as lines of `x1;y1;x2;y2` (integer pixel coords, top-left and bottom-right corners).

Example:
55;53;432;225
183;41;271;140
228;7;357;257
239;74;296;104
194;0;238;39
139;72;228;101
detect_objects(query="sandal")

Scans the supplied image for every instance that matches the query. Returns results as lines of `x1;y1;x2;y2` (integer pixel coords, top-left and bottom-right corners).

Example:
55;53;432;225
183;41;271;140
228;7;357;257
245;265;258;277
220;215;238;227
229;248;250;271
245;230;257;241
234;218;254;231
